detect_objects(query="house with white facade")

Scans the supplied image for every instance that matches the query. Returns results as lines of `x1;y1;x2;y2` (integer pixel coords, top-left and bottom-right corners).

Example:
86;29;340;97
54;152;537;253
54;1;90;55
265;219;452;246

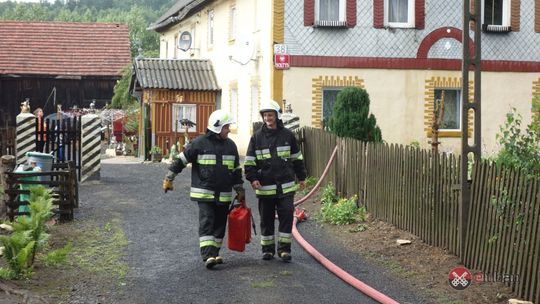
149;0;279;152
282;0;540;154
150;0;540;155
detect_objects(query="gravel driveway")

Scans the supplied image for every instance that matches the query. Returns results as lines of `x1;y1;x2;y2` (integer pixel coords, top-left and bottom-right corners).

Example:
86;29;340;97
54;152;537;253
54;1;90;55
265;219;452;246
83;158;429;304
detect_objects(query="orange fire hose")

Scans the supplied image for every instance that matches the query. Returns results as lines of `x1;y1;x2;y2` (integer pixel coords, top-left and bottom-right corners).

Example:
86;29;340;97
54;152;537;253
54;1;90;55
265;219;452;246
292;146;400;304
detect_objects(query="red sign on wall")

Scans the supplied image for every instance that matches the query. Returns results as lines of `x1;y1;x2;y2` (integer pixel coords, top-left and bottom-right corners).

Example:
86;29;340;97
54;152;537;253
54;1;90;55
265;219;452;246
274;54;290;70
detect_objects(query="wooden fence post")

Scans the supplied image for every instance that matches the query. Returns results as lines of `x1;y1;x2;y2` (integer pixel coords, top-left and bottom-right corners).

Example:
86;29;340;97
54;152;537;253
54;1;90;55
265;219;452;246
0;155;16;219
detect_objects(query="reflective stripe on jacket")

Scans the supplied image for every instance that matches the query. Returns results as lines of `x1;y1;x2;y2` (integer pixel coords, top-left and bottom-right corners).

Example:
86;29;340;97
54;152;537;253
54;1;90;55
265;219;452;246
168;131;243;202
244;122;306;198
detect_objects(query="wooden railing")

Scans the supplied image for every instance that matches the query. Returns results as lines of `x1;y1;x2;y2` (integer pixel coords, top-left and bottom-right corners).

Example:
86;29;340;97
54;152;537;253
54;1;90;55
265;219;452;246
298;127;540;303
2;161;78;221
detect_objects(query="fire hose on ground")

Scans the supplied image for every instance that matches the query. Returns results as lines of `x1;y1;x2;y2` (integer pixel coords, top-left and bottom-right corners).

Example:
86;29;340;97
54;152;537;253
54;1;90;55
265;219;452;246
292;146;400;304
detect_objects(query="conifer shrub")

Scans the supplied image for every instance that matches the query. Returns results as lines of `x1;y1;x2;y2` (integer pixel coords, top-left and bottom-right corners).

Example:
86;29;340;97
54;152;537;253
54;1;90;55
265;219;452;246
327;87;382;142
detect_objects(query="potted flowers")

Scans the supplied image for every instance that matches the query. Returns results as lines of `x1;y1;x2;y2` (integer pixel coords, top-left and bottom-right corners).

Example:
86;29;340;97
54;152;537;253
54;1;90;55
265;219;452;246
149;146;163;162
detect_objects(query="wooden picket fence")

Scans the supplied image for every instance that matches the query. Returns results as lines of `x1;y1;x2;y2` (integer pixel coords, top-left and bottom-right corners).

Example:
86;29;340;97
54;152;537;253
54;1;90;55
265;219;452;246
298;127;540;303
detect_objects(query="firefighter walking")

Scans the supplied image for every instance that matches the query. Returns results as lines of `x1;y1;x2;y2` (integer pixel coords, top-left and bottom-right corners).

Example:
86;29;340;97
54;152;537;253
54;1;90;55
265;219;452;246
163;109;245;269
244;100;306;262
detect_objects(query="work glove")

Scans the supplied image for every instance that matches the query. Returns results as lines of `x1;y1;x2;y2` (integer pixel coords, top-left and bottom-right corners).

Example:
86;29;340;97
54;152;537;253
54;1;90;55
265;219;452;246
163;179;173;193
234;185;246;202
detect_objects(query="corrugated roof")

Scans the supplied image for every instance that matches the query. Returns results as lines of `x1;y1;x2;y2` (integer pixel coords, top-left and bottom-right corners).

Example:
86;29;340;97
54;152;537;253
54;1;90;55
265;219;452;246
0;21;131;77
148;0;213;32
134;58;220;91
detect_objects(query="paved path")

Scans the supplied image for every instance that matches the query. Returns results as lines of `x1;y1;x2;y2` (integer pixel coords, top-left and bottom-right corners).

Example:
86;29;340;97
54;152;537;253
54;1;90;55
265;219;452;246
80;158;428;304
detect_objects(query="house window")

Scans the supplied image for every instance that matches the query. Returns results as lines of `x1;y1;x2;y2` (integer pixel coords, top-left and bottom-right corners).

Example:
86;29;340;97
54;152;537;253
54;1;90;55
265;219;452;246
208;9;214;48
482;0;511;31
251;84;260;123
315;0;346;26
230;86;238;129
435;89;461;131
229;4;236;42
322;88;342;127
385;0;415;28
172;104;197;133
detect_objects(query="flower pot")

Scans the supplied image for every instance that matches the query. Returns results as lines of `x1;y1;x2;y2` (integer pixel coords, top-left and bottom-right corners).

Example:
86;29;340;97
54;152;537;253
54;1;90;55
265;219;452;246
151;153;162;162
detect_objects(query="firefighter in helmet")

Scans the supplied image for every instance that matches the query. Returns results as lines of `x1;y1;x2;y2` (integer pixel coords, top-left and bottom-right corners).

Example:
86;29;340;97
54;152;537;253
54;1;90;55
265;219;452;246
244;100;307;262
163;109;245;269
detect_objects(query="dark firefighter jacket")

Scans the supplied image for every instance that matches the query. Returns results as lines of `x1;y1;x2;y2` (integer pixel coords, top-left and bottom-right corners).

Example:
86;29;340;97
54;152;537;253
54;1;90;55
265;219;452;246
244;122;307;198
167;131;243;203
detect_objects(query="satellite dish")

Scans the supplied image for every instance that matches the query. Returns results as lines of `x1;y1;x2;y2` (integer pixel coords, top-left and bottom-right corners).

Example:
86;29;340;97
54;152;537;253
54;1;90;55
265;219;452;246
178;31;192;52
230;33;256;65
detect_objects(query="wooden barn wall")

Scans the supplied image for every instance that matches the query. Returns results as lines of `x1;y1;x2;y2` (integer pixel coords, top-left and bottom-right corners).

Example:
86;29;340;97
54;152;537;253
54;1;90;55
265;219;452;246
0;77;118;128
146;89;217;155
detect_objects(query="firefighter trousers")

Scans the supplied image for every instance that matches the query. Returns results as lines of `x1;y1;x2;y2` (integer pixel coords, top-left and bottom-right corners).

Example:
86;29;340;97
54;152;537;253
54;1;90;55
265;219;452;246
258;195;294;256
198;200;229;261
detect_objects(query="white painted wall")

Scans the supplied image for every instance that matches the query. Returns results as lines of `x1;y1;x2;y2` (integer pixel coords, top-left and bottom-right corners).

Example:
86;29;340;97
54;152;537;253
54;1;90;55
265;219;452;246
284;67;538;156
158;0;273;153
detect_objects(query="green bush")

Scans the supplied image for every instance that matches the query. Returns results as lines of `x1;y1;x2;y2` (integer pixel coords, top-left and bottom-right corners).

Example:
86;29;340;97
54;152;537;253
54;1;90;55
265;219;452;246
0;186;53;279
42;243;72;267
299;176;317;195
493;108;540;179
318;184;366;225
327;87;382;142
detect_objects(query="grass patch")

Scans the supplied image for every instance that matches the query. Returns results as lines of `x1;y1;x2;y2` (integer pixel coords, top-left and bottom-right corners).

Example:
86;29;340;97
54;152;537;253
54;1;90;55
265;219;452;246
70;219;129;283
252;279;275;288
279;270;292;276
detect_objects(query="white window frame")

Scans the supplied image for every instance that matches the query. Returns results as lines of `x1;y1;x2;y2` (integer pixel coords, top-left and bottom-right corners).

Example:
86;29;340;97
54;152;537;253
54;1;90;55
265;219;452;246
435;89;462;132
230;87;238;126
384;0;415;28
172;104;197;133
229;4;237;42
482;0;511;27
207;9;214;48
315;0;346;25
250;84;260;123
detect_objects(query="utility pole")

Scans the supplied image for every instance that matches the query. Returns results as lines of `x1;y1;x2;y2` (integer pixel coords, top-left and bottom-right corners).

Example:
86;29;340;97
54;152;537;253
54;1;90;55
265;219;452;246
461;0;482;262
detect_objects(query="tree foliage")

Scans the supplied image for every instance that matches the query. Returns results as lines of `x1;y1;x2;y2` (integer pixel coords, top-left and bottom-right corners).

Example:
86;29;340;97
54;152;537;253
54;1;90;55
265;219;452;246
493;107;540;178
327;87;382;142
110;66;136;109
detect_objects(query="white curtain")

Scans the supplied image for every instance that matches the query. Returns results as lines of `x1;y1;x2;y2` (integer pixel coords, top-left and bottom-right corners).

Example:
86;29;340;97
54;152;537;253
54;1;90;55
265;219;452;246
319;0;340;21
389;0;409;23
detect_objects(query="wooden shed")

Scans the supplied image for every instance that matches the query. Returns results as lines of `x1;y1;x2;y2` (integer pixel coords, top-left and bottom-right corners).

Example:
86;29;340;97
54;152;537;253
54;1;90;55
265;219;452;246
130;58;221;159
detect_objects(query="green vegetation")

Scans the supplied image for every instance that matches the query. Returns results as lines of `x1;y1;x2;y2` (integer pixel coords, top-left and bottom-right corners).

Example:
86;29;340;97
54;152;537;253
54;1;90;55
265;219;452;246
327;87;382;142
492;107;540;179
251;279;275;288
318;184;366;225
0;186;53;279
71;219;129;283
42;243;72;267
299;176;317;195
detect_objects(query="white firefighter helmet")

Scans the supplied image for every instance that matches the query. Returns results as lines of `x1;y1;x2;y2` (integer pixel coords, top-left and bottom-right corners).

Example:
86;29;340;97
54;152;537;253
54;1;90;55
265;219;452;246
207;109;235;134
259;100;282;119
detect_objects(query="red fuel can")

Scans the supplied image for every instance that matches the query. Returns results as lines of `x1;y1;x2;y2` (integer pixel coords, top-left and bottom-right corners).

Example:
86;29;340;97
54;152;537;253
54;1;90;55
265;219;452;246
227;200;252;252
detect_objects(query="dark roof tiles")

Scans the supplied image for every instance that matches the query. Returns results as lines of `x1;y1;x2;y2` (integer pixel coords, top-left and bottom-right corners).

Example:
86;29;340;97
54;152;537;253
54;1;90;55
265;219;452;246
134;58;220;91
0;21;131;77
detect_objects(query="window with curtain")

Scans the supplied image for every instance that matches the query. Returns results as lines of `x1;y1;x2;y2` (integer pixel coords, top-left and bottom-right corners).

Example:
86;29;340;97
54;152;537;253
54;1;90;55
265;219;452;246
208;9;214;48
315;0;345;25
251;85;259;123
322;88;342;128
229;5;236;41
385;0;414;27
230;87;238;123
435;89;461;130
172;104;197;132
483;0;510;28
